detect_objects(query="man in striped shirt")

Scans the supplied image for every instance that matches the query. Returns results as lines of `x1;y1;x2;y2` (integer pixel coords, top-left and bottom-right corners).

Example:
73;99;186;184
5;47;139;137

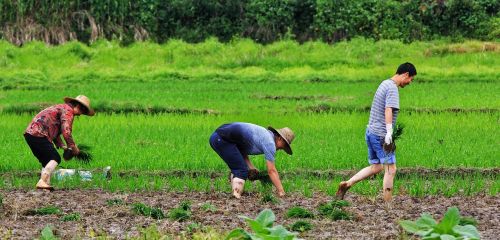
336;63;417;202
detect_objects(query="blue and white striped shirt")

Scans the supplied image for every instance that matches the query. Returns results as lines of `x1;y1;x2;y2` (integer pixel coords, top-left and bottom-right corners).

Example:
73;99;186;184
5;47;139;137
367;80;400;137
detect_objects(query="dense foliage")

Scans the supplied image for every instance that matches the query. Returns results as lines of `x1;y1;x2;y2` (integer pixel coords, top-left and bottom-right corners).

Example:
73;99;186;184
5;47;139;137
0;0;498;45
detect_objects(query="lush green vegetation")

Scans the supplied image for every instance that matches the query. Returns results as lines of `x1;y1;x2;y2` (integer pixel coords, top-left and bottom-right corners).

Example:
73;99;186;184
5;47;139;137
0;39;498;196
1;0;498;45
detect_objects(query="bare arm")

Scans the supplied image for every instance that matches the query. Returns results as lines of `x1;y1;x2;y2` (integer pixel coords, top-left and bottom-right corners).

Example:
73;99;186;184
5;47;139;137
244;155;256;170
266;161;285;197
385;107;393;124
54;135;65;149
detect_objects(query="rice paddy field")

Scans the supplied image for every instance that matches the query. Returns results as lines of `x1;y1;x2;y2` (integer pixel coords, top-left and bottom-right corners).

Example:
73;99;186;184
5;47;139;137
0;38;499;239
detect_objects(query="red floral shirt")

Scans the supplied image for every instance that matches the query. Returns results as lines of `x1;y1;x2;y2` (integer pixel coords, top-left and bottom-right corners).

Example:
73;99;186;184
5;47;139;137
25;103;76;149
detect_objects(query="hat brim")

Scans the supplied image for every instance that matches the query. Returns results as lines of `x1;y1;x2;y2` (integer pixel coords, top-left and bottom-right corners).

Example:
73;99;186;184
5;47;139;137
268;126;293;155
64;97;95;116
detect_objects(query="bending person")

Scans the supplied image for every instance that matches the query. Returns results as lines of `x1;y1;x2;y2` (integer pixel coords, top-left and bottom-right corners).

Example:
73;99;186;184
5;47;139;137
24;95;95;191
209;122;295;198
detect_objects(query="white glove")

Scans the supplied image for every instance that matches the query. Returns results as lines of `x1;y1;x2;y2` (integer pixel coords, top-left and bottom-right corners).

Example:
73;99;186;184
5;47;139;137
385;123;393;144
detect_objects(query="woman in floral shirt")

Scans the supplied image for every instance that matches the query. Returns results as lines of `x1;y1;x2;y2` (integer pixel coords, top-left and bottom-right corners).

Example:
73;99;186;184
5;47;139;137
24;95;95;190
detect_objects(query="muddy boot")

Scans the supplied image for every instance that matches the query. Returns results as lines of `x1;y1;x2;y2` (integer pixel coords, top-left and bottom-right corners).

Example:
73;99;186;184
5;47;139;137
231;177;245;199
335;181;351;200
383;188;393;202
36;173;54;191
36;160;57;191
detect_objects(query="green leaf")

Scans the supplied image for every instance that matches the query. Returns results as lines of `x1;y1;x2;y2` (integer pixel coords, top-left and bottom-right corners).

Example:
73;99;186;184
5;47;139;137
452;225;480;239
268;225;297;238
417;213;438;228
245;219;269;234
225;228;251;240
439;234;457;240
40;225;58;240
399;220;421;234
435;207;460;234
255;209;276;228
422;233;441;240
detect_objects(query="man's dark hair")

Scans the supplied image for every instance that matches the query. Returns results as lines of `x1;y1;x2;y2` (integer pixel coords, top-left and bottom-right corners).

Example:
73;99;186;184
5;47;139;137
396;62;417;76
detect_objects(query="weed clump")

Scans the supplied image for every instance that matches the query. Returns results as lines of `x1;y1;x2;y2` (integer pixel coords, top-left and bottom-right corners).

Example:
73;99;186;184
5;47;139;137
286;206;314;219
132;203;165;220
290;220;313;232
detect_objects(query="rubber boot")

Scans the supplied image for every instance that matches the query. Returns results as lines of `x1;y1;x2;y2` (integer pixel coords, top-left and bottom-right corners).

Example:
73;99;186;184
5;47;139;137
231;177;245;199
36;160;58;191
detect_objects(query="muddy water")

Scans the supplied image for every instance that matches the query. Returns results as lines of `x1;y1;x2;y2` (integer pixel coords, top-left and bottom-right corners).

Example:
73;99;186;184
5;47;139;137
0;190;498;239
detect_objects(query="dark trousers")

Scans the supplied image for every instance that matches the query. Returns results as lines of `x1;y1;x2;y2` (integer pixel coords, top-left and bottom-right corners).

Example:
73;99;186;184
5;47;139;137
24;133;61;167
209;132;248;179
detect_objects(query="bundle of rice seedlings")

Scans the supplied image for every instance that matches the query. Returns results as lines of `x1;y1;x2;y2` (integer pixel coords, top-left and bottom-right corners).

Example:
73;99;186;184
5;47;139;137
383;123;405;153
63;144;93;164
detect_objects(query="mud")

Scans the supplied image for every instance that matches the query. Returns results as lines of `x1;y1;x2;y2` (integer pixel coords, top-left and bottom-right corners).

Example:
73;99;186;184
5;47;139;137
3;167;498;179
0;190;498;239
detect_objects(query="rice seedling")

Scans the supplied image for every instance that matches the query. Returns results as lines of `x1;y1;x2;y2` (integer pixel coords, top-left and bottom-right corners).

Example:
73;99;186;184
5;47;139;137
179;200;191;211
26;206;62;216
168;208;191;222
63;144;93;164
383;123;405;153
317;201;352;221
60;213;81;222
260;192;279;204
286;206;314;219
290;220;313;232
106;198;124;206
201;203;217;212
132;203;165;220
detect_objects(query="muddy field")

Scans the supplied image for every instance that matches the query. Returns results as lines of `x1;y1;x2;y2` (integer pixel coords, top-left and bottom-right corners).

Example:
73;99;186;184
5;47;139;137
0;190;498;239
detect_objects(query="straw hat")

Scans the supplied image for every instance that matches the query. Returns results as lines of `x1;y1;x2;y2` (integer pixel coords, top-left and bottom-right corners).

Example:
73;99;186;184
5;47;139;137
63;95;95;116
268;126;295;155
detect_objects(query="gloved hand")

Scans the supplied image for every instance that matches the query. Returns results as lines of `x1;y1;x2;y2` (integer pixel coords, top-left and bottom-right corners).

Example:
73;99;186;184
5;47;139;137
248;168;260;181
385;123;393;144
63;147;73;160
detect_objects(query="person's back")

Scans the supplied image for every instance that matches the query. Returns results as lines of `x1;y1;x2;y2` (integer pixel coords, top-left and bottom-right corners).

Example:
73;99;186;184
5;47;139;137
215;122;276;161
